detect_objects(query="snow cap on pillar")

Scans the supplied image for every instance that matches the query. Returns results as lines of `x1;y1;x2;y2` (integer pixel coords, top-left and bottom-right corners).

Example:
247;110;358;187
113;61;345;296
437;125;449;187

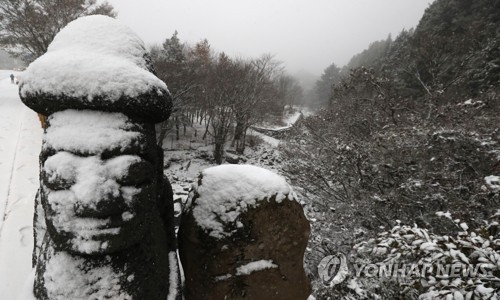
19;15;172;123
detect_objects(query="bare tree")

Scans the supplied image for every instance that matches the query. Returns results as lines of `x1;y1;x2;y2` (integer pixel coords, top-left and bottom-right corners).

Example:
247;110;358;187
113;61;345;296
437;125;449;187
205;53;241;164
0;0;115;60
274;74;303;115
232;54;282;153
151;37;215;147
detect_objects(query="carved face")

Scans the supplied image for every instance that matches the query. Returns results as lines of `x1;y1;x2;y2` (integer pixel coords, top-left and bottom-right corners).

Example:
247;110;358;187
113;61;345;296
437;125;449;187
40;110;159;255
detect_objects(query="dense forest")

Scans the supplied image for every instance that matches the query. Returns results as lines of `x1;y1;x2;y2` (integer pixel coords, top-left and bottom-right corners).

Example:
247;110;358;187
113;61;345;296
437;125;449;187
43;0;498;297
148;32;304;163
285;0;500;298
150;0;500;297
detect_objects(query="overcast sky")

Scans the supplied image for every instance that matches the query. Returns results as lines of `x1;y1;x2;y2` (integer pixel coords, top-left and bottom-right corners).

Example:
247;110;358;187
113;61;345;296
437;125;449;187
108;0;434;76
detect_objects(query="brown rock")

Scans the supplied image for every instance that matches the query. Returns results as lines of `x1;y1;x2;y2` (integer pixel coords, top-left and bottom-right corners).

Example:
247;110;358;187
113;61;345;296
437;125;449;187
179;165;311;300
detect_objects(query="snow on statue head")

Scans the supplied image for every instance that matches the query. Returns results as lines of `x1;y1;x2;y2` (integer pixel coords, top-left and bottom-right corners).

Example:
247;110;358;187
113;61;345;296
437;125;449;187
20;15;180;299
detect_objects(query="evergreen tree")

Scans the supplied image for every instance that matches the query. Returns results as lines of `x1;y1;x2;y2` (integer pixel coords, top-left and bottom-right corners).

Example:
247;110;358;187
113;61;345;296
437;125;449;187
314;62;341;107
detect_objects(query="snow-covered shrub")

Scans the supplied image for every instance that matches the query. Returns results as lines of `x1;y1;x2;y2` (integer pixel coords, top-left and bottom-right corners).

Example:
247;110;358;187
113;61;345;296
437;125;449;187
246;134;265;149
345;213;500;299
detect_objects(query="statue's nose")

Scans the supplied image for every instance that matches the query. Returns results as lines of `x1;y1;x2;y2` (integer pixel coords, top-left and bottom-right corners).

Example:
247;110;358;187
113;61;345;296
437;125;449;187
73;178;127;218
74;193;127;218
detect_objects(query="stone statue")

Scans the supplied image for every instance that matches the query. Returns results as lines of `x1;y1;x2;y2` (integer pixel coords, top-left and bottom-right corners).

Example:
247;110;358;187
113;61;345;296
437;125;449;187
179;164;311;300
20;16;180;300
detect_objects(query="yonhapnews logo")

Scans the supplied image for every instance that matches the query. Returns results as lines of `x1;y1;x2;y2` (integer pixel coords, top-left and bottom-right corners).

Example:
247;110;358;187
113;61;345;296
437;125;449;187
317;253;348;286
318;253;491;286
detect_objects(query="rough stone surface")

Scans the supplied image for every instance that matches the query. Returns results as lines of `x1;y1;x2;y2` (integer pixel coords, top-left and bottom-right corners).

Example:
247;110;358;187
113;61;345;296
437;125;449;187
32;114;180;299
179;181;311;300
23;15;180;300
21;89;172;123
19;16;172;123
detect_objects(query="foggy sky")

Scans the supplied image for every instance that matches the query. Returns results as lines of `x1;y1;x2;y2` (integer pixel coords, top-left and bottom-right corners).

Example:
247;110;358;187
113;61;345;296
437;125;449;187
107;0;434;76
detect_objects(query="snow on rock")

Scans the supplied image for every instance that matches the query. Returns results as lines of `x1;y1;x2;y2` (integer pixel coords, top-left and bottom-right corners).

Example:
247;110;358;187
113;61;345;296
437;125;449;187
187;164;295;239
38;109;152;253
19;15;172;122
178;163;311;299
44;152;141;209
484;175;500;192
235;260;278;276
43;250;131;300
42;153;143;254
21;15;165;101
44;110;142;154
214;274;232;282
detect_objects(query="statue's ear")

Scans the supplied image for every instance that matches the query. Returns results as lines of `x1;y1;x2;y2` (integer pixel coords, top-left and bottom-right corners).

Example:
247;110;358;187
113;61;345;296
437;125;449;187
37;114;48;129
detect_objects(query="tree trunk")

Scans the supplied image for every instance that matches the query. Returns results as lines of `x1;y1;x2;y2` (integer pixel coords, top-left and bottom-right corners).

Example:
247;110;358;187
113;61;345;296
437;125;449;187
236;127;247;154
157;120;169;147
175;116;180;140
214;140;224;164
232;122;244;148
202;117;211;140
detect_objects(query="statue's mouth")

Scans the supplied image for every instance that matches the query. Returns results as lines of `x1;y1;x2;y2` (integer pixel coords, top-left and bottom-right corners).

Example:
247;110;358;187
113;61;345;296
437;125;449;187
46;211;147;254
57;210;139;233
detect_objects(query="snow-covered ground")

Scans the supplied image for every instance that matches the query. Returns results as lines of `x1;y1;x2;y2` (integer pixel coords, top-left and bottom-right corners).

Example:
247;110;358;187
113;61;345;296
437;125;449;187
255;110;303;131
0;70;42;299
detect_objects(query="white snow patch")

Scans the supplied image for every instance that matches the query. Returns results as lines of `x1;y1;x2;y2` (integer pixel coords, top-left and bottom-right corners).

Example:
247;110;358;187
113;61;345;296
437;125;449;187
248;129;280;147
235;260;278;276
44;250;131;299
44;110;142;154
0;75;42;299
214;274;232;282
190;164;295;239
346;279;367;297
484;175;500;192
20;15;167;101
435;211;452;220
167;251;179;300
42;144;144;253
18;268;36;300
121;212;134;222
44;152;141;210
257;111;302;130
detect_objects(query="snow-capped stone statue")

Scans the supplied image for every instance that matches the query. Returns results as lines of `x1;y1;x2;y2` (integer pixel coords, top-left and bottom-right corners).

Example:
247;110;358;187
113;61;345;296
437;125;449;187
20;16;180;300
179;165;311;300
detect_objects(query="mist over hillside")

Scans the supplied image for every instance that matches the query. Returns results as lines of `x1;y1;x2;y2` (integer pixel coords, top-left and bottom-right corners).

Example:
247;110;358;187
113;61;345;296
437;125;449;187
0;51;25;69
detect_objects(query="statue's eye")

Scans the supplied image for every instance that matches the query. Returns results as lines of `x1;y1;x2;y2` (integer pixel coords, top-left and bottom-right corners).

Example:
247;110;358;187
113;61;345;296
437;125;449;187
42;168;76;190
116;161;154;187
42;152;78;190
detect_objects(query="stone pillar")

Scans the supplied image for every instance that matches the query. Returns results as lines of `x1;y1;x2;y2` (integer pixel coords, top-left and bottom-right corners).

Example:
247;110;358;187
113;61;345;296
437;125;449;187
20;15;180;300
179;164;311;300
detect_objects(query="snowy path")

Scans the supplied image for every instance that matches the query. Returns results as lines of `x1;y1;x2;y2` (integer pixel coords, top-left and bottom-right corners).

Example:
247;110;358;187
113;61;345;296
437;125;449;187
0;71;42;299
0;70;23;228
